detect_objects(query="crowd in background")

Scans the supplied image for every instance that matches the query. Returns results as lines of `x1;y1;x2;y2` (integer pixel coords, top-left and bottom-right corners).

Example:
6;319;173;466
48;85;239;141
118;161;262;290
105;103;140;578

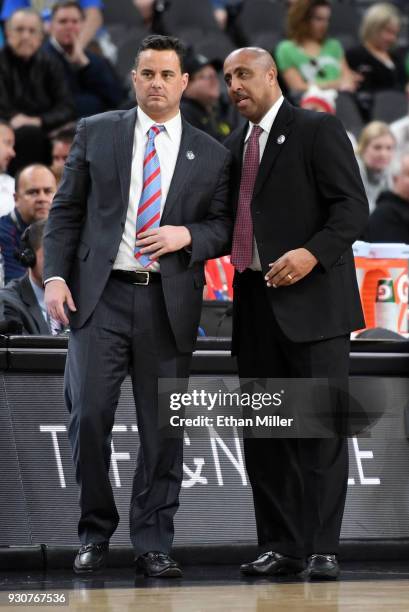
1;0;409;332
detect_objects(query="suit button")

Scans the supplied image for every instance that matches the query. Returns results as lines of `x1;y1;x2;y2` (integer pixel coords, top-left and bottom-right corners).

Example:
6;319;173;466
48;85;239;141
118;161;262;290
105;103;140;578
255;210;260;215
120;221;125;228
109;257;115;263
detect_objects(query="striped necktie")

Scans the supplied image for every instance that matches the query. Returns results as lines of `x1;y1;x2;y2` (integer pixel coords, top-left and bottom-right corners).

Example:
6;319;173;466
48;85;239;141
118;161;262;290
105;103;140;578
231;125;263;273
134;124;165;268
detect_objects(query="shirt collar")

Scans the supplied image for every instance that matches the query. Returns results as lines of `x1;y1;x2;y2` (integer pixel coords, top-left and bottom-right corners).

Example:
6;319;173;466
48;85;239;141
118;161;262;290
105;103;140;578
29;274;45;308
245;95;284;142
137;107;182;143
49;37;64;54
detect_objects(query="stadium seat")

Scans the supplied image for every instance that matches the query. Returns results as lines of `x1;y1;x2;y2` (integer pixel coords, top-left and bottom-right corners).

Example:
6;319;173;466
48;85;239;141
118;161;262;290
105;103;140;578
159;0;234;61
336;92;364;140
234;0;285;50
372;90;408;124
328;2;360;50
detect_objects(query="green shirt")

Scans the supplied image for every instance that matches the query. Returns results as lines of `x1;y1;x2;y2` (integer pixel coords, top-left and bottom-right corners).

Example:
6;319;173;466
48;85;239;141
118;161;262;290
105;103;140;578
275;38;344;85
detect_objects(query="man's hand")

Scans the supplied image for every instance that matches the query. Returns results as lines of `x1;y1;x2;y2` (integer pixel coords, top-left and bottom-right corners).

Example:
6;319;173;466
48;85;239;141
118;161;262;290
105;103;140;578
135;225;192;260
66;37;90;67
10;114;42;129
45;280;77;326
265;248;318;288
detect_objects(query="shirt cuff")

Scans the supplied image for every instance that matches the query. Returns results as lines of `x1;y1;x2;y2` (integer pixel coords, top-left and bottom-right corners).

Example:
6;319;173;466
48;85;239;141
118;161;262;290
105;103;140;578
44;276;66;285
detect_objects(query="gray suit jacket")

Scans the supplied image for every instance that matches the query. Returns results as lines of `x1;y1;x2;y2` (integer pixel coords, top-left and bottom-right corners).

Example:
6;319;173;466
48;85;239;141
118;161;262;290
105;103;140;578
44;108;232;352
0;274;51;335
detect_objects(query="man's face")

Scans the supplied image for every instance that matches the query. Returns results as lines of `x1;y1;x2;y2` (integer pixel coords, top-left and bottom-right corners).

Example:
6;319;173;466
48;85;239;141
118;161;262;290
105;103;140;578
6;12;43;59
0;125;15;172
223;50;277;123
394;158;409;201
50;7;83;48
186;65;220;106
132;49;188;120
51;140;71;171
15;166;56;224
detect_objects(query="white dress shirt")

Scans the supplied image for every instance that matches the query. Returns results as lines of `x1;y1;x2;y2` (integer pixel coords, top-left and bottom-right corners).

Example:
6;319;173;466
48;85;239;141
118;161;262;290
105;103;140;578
45;108;183;284
113;107;182;272
0;173;15;217
243;95;284;271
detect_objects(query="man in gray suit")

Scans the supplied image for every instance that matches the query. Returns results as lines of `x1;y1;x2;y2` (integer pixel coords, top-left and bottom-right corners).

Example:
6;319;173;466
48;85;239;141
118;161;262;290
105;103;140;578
43;35;231;577
0;219;52;334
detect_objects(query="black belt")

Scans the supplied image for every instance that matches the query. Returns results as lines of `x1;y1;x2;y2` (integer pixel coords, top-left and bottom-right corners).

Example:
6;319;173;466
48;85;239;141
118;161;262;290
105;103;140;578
111;269;161;285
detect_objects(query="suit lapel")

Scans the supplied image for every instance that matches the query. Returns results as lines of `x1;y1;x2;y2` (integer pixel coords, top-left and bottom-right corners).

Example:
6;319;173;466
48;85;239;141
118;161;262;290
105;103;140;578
229;124;247;212
161;120;198;224
20;275;50;334
113;107;137;214
253;99;294;197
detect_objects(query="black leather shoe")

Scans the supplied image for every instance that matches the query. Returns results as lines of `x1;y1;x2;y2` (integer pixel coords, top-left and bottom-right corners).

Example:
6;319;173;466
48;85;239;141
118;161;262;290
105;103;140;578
240;551;305;576
136;551;182;578
73;542;109;574
306;554;339;580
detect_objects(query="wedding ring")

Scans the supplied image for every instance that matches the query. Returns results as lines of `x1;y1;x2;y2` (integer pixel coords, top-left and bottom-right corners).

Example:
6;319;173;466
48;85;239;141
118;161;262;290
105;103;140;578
287;273;293;281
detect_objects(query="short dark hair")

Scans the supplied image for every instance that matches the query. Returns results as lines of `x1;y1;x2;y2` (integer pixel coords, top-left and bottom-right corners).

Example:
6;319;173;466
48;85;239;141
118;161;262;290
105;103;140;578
51;0;84;20
0;119;13;132
134;35;186;72
51;127;76;146
25;219;47;253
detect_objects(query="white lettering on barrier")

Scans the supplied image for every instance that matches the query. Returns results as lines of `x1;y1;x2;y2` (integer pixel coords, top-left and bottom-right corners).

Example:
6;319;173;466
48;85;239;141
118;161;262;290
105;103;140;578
39;425;67;488
209;427;247;486
110;425;130;488
39;426;380;489
351;437;381;485
182;433;207;488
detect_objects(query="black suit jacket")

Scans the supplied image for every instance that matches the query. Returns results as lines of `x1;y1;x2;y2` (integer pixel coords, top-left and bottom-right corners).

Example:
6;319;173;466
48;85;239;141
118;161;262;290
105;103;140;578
225;99;369;349
0;274;51;335
44;108;232;352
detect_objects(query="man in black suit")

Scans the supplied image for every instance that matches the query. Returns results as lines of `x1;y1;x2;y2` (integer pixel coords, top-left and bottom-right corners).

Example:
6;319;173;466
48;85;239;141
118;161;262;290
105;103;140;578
44;35;231;577
0;219;51;334
223;48;368;579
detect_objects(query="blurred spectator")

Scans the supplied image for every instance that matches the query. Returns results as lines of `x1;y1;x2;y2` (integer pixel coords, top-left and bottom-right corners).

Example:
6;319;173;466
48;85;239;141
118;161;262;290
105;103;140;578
0;9;75;173
44;1;125;118
0;219;53;334
0;163;56;283
50;126;74;184
0;121;16;216
300;85;357;148
390;111;409;160
346;3;406;122
275;0;360;97
300;83;336;113
134;0;155;27
1;0;103;52
356;121;395;213
181;53;237;141
367;153;409;243
211;0;243;30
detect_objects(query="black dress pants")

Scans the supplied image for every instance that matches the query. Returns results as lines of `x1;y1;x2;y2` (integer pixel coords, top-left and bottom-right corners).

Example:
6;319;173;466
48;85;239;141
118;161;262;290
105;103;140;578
235;270;349;558
65;276;191;555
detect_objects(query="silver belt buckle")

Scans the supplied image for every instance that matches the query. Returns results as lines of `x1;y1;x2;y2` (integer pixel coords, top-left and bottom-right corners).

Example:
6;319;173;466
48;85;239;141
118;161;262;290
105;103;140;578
134;271;149;285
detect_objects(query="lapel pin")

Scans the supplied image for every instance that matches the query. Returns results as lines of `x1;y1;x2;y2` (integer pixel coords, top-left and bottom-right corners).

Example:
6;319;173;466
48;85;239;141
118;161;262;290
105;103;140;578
186;150;195;160
277;135;286;145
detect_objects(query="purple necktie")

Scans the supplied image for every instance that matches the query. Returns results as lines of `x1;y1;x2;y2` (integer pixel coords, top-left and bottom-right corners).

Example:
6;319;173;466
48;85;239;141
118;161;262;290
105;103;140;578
231;125;263;273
